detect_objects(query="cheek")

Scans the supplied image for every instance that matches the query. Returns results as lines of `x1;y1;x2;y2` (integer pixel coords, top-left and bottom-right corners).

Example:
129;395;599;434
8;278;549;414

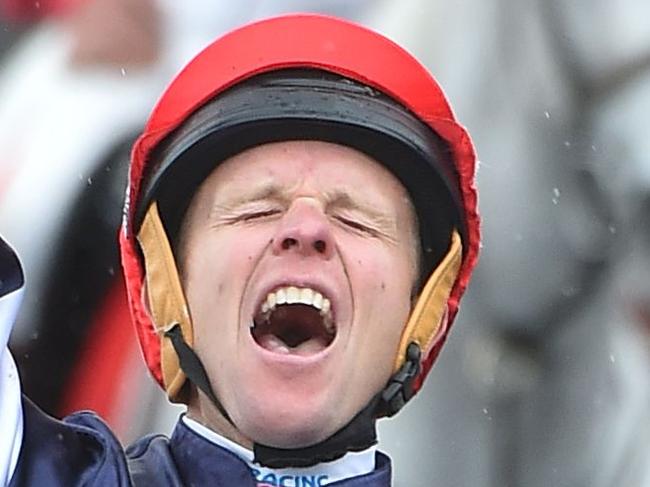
183;232;263;326
187;231;260;279
345;239;413;325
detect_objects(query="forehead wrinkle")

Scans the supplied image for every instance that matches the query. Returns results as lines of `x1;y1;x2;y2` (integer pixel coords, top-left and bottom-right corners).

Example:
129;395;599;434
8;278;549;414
211;179;289;211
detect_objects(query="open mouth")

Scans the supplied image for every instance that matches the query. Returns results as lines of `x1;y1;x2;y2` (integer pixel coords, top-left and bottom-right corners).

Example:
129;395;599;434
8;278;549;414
251;286;336;356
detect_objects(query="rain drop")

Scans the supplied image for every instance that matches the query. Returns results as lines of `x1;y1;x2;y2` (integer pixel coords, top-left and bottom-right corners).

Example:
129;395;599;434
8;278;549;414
544;110;550;119
563;141;571;148
609;354;615;363
552;187;560;205
561;286;579;297
608;225;616;234
120;67;127;77
87;177;93;185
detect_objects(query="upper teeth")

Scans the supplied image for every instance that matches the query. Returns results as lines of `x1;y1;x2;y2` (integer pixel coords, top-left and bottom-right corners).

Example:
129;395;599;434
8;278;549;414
259;286;333;329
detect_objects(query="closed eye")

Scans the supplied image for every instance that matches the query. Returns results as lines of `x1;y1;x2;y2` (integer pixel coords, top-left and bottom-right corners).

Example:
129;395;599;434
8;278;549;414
335;216;375;235
239;209;282;222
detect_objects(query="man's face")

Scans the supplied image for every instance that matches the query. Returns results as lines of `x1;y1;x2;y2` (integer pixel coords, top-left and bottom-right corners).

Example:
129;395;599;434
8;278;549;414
179;140;418;447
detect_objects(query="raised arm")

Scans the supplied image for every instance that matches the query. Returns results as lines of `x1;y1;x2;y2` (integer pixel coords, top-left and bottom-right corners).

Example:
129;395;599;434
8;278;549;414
0;236;24;486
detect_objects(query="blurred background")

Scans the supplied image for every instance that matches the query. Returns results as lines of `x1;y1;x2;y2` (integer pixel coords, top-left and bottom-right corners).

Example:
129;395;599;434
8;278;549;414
1;1;648;486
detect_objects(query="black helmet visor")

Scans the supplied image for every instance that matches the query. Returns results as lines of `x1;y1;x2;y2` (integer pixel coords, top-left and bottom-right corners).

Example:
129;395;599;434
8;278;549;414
136;70;465;275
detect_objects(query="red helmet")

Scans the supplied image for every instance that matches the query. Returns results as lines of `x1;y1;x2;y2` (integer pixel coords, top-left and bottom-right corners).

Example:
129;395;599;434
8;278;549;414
120;14;479;416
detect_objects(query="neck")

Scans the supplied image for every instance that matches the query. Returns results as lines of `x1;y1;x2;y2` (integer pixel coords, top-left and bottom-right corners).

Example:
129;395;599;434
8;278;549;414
186;387;253;450
182;415;377;484
186;385;381;468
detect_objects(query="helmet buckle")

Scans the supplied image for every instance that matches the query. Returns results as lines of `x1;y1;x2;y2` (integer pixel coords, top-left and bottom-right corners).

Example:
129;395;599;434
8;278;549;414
380;342;421;417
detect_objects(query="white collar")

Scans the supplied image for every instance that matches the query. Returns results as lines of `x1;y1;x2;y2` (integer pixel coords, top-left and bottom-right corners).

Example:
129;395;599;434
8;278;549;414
182;415;376;485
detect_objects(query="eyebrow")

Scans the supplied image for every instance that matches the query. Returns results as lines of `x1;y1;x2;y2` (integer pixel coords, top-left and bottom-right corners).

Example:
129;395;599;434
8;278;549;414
213;182;284;210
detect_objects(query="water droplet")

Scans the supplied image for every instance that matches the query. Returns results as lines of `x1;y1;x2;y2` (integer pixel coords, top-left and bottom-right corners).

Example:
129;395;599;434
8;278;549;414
482;408;488;415
544;110;550;119
87;177;93;185
108;267;115;276
591;145;597;152
57;433;64;441
564;141;571;148
609;354;615;363
561;286;579;297
34;1;41;8
552;187;560;205
608;225;616;234
120;67;127;76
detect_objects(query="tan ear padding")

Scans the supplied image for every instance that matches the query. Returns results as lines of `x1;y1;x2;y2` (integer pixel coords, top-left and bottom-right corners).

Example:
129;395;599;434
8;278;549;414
393;230;462;372
138;202;193;402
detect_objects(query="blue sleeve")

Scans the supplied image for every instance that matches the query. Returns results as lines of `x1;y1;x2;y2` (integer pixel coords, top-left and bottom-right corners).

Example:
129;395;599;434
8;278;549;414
9;397;131;487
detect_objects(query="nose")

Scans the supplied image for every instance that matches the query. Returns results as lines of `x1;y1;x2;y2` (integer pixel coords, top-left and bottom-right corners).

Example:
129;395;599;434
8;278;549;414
271;199;335;260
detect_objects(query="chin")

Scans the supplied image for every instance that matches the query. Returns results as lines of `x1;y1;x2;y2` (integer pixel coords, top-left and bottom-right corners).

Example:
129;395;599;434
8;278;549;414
234;388;343;448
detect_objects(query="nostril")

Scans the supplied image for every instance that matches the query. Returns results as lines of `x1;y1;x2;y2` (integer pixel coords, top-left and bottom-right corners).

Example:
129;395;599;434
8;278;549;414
313;240;326;254
282;237;298;250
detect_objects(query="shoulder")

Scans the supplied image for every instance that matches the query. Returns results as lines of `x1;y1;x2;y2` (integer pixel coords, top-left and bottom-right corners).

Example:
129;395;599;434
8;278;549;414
10;396;131;487
125;433;184;486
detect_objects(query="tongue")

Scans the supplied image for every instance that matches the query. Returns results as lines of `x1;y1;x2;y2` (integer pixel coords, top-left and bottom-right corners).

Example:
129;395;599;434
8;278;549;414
257;334;330;356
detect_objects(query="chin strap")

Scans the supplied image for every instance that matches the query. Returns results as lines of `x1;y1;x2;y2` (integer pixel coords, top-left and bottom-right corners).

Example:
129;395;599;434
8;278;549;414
254;343;422;468
164;324;232;423
165;320;421;468
253;395;380;468
378;342;421;417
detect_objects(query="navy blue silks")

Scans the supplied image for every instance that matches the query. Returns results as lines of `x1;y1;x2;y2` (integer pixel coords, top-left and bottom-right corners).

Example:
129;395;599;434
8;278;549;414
9;398;392;486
